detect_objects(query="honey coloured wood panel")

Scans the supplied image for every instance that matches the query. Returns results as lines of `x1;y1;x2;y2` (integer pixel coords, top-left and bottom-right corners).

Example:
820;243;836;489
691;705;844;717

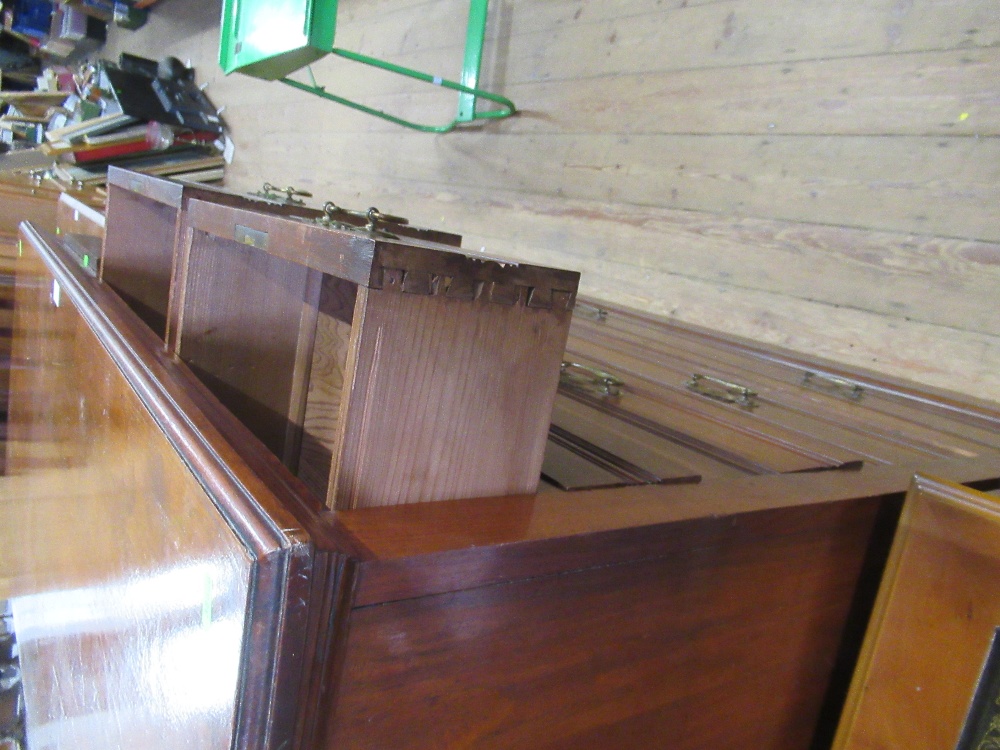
101;182;181;337
331;284;573;508
833;475;1000;750
5;229;254;748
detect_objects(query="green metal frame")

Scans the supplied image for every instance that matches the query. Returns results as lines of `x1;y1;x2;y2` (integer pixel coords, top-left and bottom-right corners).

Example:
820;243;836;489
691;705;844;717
278;0;515;132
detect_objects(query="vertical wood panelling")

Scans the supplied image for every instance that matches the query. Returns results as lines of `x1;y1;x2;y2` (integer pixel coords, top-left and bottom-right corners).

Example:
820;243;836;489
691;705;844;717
103;0;1000;403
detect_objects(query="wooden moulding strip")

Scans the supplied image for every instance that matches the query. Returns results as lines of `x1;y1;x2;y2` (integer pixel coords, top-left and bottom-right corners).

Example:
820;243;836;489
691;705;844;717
16;222;370;750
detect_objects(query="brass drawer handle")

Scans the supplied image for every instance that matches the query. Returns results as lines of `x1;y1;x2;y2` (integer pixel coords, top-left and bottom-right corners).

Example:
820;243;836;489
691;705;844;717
686;373;758;409
802;371;864;401
251;182;313;205
560;361;623;397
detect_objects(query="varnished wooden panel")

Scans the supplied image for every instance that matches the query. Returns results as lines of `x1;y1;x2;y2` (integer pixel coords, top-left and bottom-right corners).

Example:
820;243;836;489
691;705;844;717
101;187;180;337
834;476;1000;749
327;500;884;749
3;231;254;749
332;286;571;508
178;228;314;459
6;225;322;750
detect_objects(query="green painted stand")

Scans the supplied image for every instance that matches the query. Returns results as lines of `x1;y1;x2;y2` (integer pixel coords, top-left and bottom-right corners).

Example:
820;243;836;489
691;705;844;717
219;0;515;133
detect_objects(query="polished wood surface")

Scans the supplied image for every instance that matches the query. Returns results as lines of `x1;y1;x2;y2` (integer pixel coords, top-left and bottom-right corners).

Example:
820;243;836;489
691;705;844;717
834;475;1000;749
329;500;884;749
4;225;322;750
331;283;571;508
8;207;1000;749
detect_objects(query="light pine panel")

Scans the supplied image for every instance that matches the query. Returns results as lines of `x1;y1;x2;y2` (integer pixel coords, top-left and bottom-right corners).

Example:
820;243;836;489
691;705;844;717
103;0;1000;404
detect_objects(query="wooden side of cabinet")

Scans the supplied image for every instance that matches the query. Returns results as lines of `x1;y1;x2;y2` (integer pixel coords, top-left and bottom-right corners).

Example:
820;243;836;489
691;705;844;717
318;496;892;750
6;224;328;750
834;475;1000;750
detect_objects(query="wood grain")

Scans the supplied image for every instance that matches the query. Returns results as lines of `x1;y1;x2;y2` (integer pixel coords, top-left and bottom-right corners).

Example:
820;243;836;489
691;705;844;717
326;499;885;749
834;475;1000;749
244;129;1000;243
332;285;572;508
100;0;1000;413
178;228;313;459
297;275;357;498
247;47;1000;138
101;187;179;337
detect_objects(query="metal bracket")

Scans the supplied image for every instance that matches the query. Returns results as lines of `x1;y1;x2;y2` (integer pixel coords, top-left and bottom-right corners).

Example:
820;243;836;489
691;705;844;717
802;371;865;402
560;362;624;398
686;373;759;409
314;202;402;239
250;182;313;204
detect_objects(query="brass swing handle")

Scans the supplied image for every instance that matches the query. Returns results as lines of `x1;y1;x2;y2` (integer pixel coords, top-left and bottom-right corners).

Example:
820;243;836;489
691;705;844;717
560;361;624;397
686;373;758;409
802;371;864;401
319;203;406;239
252;182;313;204
322;201;409;228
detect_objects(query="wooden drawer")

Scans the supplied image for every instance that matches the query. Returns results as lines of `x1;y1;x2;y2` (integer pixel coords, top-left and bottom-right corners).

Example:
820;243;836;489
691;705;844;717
101;167;462;338
101;169;580;509
543;300;1000;492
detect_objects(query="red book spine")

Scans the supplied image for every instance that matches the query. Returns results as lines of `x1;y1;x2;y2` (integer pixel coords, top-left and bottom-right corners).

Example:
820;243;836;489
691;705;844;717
72;139;151;164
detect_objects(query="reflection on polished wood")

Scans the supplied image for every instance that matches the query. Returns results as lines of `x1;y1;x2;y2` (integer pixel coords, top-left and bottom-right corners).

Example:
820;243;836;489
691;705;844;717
5;215;1000;749
3;225;316;750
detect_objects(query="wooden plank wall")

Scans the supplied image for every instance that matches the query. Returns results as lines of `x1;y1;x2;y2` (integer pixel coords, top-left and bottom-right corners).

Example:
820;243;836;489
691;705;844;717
105;0;1000;402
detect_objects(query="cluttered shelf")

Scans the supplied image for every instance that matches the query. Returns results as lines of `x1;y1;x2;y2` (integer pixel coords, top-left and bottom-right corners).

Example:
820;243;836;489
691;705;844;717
2;48;229;196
